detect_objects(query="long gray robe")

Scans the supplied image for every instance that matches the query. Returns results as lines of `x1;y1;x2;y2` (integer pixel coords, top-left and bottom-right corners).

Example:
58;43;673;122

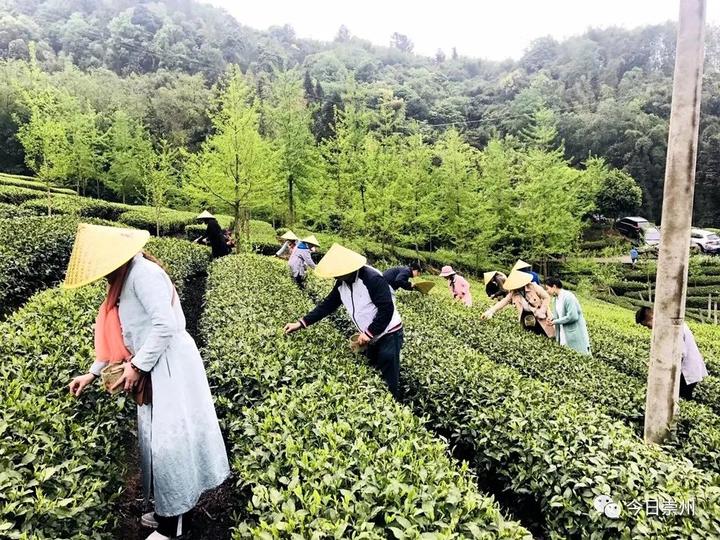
92;254;230;516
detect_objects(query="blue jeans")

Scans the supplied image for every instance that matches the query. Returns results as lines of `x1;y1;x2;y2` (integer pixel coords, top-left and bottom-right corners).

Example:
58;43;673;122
366;329;403;399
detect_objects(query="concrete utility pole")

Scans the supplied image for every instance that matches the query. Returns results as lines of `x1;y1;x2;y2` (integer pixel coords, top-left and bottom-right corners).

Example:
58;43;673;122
644;0;706;444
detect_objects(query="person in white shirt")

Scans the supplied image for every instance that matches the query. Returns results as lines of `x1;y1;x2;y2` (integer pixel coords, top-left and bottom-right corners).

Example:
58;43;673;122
636;306;708;399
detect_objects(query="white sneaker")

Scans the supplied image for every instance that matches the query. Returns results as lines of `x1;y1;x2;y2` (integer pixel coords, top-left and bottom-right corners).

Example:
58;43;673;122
145;532;171;540
141;512;159;528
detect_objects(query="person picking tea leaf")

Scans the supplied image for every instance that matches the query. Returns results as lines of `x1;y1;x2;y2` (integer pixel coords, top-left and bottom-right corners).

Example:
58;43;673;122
284;243;404;399
66;223;229;540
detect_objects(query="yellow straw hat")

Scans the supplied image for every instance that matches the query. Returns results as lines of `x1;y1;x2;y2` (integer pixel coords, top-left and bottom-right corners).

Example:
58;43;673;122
503;269;533;291
197;210;215;220
484;271;507;285
511;259;532;272
280;230;299;241
315;243;367;279
413;280;435;295
301;234;320;247
63;223;150;289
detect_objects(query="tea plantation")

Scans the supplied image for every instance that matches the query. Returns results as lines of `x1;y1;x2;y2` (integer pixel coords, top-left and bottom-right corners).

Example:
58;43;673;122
2;191;720;538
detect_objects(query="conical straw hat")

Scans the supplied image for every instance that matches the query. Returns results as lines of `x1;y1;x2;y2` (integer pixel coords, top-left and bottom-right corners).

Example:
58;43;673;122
315;243;366;279
63;223;150;289
280;230;299;241
511;259;532;272
301;234;320;247
197;210;215;220
413;280;435;295
484;271;507;285
503;269;533;291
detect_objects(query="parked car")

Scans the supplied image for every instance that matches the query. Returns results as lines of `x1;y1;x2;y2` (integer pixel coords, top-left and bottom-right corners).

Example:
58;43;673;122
691;228;720;254
615;216;660;245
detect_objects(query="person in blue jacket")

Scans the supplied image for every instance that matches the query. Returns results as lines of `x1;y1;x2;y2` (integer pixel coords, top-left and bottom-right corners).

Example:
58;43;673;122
513;259;540;284
383;262;422;291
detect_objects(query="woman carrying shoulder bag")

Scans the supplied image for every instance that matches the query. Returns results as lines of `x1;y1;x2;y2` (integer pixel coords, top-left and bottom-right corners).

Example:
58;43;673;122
67;223;230;539
482;269;555;338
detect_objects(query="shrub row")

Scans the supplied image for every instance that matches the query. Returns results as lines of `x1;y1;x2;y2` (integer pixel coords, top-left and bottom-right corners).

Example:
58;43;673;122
0;173;77;195
585;321;720;416
394;295;720;538
20;196;130;221
303;274;720;538
623;271;720;287
0;239;210;539
201;255;530;539
0;215;210;319
0;185;46;205
399;294;720;476
116;207;198;236
0;201;40;219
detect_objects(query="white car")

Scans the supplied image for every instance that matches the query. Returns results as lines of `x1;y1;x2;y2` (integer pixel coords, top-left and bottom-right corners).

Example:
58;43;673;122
691;228;720;254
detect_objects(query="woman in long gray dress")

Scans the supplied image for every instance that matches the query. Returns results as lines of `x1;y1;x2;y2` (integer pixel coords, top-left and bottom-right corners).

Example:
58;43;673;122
67;223;230;540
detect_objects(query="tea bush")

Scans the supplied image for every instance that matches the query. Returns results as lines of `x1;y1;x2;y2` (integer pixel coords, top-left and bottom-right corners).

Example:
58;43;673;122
0;214;210;319
117;207;199;236
303;274;720;538
0;201;40;219
0;216;89;316
0;185;45;205
0;172;76;195
0;239;210;539
399;294;720;475
399;300;720;538
201;255;531;539
20;196;130;221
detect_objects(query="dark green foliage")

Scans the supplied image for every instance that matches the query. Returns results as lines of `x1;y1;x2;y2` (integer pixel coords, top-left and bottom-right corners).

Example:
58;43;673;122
305;274;720;538
0;201;39;218
0;173;76;195
0;216;209;317
201;255;531;538
116;207;198;236
20;196;131;221
0;239;210;539
0;216;87;316
0;185;45;205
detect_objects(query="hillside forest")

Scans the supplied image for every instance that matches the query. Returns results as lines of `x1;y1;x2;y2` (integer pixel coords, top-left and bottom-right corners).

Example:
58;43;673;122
1;0;719;261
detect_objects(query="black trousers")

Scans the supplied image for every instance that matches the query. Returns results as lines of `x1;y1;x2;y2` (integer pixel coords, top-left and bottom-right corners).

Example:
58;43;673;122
366;330;403;399
680;373;697;400
294;275;306;289
156;513;184;537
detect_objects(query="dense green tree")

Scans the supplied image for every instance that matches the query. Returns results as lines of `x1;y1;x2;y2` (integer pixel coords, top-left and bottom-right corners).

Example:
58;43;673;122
185;65;275;248
264;70;320;225
104;109;152;203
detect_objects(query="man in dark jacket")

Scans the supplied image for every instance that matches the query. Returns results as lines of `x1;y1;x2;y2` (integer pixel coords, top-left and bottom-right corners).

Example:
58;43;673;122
284;243;403;398
196;211;230;259
382;262;421;291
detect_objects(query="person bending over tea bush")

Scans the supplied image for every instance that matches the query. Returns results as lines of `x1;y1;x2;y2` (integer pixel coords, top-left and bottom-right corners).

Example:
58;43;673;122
284;243;404;399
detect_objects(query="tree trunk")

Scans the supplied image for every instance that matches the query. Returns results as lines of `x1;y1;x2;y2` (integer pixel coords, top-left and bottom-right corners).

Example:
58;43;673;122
233;202;241;255
46;180;52;217
288;174;295;225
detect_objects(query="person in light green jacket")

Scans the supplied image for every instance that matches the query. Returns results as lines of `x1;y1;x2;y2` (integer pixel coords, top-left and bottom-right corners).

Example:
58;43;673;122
545;277;591;355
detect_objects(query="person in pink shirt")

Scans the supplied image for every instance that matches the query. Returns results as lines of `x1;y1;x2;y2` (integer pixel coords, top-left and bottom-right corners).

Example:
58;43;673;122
439;265;472;306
